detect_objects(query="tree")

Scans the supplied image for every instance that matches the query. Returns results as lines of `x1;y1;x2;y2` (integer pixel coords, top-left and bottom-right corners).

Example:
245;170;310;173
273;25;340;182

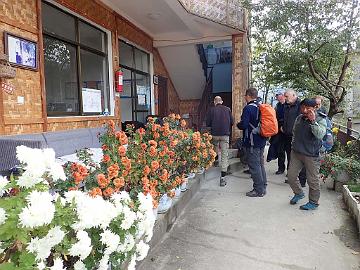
247;0;360;117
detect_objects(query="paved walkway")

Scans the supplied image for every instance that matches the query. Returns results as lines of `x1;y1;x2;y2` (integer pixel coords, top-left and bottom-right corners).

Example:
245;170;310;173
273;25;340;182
139;160;360;270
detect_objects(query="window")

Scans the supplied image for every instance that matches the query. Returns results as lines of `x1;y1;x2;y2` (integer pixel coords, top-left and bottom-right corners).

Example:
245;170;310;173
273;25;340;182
42;2;110;116
119;41;151;123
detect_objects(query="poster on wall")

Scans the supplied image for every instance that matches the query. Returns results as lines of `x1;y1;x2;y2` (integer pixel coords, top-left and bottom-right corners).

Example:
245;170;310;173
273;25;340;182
4;32;37;70
82;88;102;113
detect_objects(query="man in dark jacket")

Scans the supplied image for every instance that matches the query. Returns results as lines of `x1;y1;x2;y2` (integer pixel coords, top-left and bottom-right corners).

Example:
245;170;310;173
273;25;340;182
206;96;234;187
288;98;327;210
282;89;306;186
275;90;286;174
237;88;267;197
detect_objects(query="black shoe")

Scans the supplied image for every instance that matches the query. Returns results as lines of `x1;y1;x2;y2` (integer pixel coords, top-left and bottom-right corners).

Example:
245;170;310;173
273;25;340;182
284;179;288;183
275;170;284;175
243;169;251;174
246;190;264;197
301;184;306;188
220;177;227;187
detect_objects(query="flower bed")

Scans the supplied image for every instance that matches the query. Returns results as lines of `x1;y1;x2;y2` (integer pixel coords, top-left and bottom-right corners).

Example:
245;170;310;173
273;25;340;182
0;114;216;270
320;136;360;192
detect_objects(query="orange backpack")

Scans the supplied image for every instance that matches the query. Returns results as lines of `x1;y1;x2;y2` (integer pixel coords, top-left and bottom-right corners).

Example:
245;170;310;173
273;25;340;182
249;103;278;138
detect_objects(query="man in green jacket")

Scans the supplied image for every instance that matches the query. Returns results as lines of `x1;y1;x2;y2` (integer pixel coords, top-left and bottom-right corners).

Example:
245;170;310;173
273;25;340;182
288;98;327;210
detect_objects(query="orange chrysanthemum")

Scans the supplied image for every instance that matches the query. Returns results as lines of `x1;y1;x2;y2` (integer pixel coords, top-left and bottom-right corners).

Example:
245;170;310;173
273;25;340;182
118;145;127;157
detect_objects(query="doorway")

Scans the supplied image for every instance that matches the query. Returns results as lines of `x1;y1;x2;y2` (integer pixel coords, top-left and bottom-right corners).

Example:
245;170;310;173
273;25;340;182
157;76;168;117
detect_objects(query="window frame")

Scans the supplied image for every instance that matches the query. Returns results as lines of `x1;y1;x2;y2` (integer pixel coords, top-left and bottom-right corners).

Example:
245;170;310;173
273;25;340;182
119;40;151;122
42;1;109;117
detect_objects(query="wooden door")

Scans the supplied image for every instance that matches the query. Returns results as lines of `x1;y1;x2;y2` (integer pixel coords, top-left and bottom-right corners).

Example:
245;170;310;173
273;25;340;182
158;76;168;117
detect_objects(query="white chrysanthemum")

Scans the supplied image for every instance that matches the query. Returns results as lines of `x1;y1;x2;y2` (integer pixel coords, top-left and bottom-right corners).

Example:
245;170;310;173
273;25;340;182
49;162;66;180
117;233;135;253
120;205;136;230
135;240;149;261
50;257;65;270
74;260;87;270
98;254;110;270
19;191;55;228
27;226;65;261
0;208;7;225
37;261;46;270
16;171;44;189
69;230;92;260
16;146;66;187
69;192;117;230
137;193;153;213
100;229;120;254
127;255;137;270
0;176;9;193
111;191;131;203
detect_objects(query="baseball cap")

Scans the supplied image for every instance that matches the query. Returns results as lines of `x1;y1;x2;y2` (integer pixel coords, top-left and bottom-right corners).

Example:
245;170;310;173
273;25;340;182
275;90;284;96
300;98;317;107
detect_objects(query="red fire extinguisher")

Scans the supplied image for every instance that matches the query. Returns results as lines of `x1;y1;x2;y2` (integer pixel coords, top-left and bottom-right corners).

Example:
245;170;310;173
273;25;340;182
115;69;123;92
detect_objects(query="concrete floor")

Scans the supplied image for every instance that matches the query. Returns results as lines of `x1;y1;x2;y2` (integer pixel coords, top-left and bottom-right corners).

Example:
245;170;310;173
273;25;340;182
139;161;360;270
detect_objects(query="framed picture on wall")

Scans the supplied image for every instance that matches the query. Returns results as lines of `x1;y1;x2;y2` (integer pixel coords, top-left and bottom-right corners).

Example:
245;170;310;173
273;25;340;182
4;32;38;70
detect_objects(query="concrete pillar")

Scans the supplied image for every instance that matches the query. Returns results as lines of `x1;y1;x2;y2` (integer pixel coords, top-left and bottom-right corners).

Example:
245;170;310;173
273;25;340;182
232;34;249;141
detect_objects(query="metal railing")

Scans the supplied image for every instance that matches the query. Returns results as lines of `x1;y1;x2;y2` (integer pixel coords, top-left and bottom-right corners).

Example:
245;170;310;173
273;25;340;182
333;118;360;145
198;67;214;131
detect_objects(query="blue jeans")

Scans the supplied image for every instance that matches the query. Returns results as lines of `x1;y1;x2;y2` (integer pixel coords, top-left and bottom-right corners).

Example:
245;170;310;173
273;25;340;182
246;147;267;194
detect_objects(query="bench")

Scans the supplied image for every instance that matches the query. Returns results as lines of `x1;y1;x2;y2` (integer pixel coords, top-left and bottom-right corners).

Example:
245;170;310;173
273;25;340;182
0;127;106;175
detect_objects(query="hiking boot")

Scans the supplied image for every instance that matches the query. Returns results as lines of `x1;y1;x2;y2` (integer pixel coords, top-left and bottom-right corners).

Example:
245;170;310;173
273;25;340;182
243;169;251;174
290;193;305;205
220;177;227;187
275;170;284;175
300;202;318;210
246;190;264;197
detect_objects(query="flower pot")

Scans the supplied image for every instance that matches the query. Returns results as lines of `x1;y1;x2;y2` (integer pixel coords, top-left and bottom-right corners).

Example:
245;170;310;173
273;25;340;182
157;194;172;214
174;187;181;199
153;207;159;220
197;167;205;175
180;178;188;192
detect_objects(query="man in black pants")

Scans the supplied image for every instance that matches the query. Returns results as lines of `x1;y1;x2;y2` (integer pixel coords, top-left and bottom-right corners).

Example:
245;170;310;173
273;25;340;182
274;90;286;174
282;89;306;186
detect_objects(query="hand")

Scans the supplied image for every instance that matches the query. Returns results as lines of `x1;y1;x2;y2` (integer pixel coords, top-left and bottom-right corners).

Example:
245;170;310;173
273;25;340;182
307;109;316;122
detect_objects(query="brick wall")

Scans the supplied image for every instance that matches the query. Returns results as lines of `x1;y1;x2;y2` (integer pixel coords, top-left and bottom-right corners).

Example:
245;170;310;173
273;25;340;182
0;0;43;134
0;0;181;135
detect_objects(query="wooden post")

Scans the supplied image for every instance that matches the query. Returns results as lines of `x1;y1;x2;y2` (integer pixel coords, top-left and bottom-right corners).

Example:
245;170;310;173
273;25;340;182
347;117;352;137
36;0;48;132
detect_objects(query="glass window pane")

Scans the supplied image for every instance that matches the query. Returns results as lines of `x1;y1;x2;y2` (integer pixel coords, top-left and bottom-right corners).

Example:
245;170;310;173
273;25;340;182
44;37;79;114
80;50;109;114
135;74;151;111
42;3;76;41
120;68;132;97
120;98;133;121
135;49;149;72
119;41;134;68
79;21;106;52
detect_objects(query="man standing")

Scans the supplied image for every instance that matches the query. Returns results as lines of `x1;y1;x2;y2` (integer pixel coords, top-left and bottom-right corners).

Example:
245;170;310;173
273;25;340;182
206;96;234;187
288;98;327;210
282;89;306;186
237;88;267;197
275;90;286;174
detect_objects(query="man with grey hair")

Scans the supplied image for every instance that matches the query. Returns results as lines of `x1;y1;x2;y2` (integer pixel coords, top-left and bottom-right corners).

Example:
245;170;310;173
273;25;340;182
206;96;234;186
283;89;306;186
